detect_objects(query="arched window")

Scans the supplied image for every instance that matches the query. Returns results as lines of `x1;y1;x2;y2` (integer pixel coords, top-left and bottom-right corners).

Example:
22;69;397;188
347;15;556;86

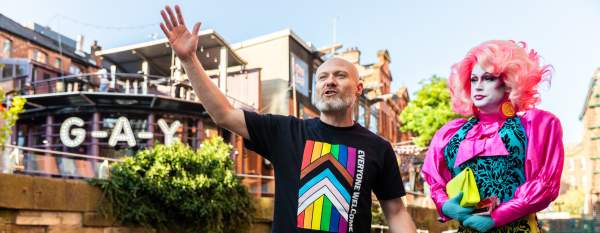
54;58;63;69
69;64;81;74
32;49;48;64
2;38;11;57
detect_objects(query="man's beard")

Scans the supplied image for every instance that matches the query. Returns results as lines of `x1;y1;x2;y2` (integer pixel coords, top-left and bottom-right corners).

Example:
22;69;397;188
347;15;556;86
314;93;356;113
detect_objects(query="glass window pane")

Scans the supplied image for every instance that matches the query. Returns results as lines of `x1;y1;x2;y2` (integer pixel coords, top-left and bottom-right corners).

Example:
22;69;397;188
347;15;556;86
16;63;27;77
369;105;378;133
2;39;11;57
33;49;47;64
358;104;365;126
69;65;81;74
2;63;14;79
54;59;62;69
40;52;47;63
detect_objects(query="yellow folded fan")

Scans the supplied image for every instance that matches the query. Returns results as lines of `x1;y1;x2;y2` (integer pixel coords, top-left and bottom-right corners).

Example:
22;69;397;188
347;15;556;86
446;167;480;207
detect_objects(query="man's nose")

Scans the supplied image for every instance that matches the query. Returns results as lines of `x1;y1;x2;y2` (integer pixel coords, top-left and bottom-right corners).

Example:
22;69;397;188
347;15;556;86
325;80;337;87
324;75;337;86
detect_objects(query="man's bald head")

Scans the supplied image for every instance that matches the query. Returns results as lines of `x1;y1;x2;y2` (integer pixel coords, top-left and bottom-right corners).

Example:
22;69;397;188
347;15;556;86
316;57;360;82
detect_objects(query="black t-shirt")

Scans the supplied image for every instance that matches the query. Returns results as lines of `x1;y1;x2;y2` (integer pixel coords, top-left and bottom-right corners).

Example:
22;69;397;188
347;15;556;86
243;111;406;233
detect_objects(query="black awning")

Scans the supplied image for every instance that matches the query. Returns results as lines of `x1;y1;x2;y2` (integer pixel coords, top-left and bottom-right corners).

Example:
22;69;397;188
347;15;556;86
22;92;207;116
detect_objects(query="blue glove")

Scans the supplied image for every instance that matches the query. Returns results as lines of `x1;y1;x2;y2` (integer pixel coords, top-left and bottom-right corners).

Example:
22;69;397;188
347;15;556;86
463;215;495;232
442;192;473;222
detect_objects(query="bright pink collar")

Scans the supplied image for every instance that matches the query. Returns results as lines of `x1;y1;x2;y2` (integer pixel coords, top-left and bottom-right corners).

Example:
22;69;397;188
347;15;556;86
454;114;509;167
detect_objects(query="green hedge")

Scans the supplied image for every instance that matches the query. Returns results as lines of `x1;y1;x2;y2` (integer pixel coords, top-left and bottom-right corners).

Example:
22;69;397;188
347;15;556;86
90;137;254;233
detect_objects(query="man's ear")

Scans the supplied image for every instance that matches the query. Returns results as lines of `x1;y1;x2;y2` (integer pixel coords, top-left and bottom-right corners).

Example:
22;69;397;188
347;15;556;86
356;82;364;96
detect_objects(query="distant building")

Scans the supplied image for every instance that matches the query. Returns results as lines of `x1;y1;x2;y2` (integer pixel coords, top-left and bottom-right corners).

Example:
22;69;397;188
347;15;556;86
564;67;600;216
0;13;98;96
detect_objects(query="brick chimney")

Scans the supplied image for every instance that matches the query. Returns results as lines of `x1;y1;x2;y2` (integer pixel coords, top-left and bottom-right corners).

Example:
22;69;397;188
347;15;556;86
337;47;361;64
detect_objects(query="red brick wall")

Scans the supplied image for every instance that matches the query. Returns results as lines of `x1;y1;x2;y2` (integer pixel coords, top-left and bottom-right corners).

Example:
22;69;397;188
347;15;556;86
0;31;96;75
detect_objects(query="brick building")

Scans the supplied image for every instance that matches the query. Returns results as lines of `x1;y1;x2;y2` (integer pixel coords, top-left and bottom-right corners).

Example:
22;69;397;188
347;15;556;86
0;13;98;95
565;67;600;217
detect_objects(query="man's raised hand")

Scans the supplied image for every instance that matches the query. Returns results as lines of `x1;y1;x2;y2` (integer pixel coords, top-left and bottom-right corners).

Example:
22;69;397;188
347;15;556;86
159;5;201;62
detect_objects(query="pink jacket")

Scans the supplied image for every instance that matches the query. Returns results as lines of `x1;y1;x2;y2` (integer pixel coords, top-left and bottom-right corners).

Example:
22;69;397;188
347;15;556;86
422;108;564;227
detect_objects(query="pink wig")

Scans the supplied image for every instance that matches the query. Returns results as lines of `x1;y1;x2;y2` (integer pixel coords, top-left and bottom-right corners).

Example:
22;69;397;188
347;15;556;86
448;40;552;116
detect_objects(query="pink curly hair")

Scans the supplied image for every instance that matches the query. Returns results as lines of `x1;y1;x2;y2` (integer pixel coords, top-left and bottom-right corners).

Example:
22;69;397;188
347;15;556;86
448;40;552;116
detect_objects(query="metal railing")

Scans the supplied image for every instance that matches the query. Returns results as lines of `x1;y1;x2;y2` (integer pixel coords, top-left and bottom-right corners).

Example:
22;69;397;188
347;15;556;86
0;144;117;179
237;173;275;197
0;144;274;196
28;72;182;97
19;72;255;110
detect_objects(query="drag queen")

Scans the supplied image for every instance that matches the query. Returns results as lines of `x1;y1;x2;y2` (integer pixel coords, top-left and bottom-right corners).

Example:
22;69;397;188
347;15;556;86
422;40;564;232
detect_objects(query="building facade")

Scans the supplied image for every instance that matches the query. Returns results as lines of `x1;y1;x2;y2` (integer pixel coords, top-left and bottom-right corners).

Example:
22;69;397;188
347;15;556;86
565;67;600;217
232;29;323;118
0;14;98;96
0;13;264;188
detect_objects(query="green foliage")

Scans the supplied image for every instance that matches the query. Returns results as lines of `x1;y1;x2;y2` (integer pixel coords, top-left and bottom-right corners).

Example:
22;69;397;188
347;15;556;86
0;89;26;146
399;76;461;147
371;201;386;226
553;187;585;217
90;137;254;233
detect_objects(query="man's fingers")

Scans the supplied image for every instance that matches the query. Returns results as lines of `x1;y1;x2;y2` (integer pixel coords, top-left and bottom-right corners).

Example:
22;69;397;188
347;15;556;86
165;5;178;27
159;23;171;40
175;5;186;27
160;10;173;30
191;22;201;36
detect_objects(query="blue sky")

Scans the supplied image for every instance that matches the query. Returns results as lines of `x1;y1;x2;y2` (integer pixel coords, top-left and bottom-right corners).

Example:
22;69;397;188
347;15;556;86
2;0;599;144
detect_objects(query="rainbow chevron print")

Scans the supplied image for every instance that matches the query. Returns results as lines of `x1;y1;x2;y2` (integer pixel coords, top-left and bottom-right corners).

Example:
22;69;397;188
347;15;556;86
296;140;358;233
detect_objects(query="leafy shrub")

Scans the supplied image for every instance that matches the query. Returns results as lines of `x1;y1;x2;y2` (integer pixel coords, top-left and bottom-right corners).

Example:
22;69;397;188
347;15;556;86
90;137;254;233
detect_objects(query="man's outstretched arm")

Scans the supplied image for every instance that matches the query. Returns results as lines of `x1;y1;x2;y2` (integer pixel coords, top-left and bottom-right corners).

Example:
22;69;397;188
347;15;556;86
160;5;249;139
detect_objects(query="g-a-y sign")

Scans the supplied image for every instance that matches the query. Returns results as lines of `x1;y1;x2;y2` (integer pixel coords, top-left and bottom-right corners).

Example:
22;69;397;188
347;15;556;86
59;116;181;147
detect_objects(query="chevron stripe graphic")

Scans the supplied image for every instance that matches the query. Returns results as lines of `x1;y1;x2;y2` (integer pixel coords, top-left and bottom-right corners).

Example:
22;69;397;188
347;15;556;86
298;178;350;215
299;168;350;201
301;155;354;185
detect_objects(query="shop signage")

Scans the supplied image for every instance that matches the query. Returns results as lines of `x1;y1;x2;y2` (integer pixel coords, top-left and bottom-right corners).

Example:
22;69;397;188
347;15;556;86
59;116;181;147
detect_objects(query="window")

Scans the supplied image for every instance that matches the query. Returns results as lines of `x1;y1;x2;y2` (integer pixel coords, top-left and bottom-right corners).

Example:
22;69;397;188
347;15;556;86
2;39;11;57
0;60;28;79
54;58;62;69
16;63;27;77
1;64;13;79
369;104;378;133
358;104;366;126
69;65;81;74
32;49;48;63
569;159;575;171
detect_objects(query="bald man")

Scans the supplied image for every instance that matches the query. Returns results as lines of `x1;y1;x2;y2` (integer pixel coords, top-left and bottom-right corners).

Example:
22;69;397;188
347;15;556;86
160;5;416;233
